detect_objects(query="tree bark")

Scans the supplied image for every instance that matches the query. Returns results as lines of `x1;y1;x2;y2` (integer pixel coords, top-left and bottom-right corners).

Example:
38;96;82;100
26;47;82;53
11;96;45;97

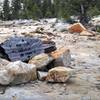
79;4;90;25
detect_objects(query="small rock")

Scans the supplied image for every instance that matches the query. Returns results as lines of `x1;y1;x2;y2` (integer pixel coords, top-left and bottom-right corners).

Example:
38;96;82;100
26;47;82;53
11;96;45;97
46;67;74;82
96;76;100;81
50;48;71;67
29;53;53;70
38;71;48;81
96;35;100;40
35;27;44;33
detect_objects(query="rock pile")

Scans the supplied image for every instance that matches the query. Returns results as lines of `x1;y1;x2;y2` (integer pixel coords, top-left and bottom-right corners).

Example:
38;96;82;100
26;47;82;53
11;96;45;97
0;19;76;85
0;46;73;85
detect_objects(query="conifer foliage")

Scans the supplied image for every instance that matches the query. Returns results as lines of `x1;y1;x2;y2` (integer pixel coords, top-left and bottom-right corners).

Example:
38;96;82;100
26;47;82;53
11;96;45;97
0;0;100;23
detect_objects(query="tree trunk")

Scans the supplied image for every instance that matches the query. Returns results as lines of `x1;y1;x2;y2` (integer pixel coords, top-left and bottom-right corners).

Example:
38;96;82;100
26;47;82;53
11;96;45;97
79;4;90;25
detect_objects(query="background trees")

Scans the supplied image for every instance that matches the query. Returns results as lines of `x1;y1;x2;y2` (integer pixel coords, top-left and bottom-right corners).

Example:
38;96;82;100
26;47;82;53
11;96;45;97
11;0;21;19
66;0;100;24
0;0;100;23
2;0;10;20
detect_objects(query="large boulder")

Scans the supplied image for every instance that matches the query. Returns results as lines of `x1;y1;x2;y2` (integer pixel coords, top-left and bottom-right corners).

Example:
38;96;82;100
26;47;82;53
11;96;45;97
0;61;37;85
46;67;74;82
29;53;53;70
50;48;71;67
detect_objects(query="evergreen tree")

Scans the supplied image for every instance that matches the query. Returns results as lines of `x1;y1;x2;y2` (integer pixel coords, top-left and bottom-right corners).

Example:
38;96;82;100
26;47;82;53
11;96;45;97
0;0;100;21
64;0;100;24
21;0;42;19
2;0;10;20
11;0;21;19
0;12;3;20
54;0;69;19
0;2;3;20
41;0;54;18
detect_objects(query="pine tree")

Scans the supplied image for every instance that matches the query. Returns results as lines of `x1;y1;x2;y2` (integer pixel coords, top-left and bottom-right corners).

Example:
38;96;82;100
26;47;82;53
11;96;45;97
41;0;54;18
64;0;100;24
2;0;10;20
0;2;3;20
1;0;99;21
21;0;42;19
11;0;21;19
